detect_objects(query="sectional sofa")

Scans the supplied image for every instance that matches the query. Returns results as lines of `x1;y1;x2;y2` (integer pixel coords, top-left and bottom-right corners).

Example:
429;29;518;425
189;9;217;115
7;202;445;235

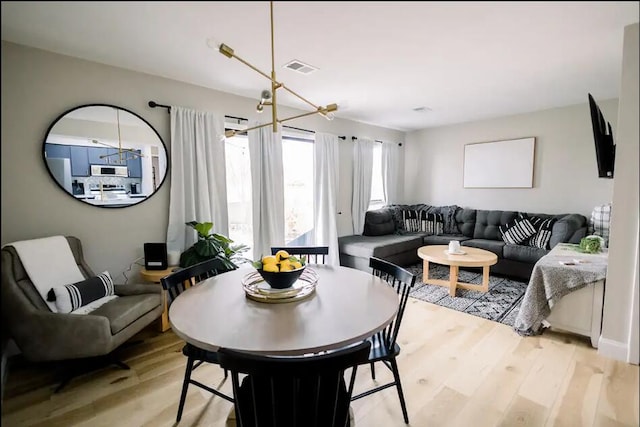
338;205;588;280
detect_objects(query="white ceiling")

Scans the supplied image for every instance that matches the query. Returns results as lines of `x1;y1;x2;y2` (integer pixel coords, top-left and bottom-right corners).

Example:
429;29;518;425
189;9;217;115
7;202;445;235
2;1;638;131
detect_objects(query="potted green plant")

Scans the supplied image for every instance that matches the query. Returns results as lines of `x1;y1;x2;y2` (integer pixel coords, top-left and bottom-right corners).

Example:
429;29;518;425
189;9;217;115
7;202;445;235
179;221;249;270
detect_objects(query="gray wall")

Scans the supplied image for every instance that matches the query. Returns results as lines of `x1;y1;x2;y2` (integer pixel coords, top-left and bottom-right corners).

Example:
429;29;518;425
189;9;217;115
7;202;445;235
403;102;617;218
601;22;639;363
0;41;404;281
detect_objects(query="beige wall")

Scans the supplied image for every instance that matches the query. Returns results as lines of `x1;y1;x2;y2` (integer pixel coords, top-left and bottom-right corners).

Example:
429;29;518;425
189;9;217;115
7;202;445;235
0;41;404;282
404;102;617;217
601;22;639;363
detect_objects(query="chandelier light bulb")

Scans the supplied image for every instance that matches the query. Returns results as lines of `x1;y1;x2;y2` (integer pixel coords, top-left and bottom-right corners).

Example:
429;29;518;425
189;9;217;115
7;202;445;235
206;37;220;50
256;104;264;113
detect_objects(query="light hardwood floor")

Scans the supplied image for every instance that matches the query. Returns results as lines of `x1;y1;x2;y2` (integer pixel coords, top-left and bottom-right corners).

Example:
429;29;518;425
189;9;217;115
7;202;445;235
2;297;638;427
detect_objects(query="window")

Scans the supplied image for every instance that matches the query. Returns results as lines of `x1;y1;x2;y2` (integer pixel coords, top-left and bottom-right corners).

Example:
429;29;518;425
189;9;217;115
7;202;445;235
369;143;385;210
283;137;314;244
225;135;253;260
224;132;315;257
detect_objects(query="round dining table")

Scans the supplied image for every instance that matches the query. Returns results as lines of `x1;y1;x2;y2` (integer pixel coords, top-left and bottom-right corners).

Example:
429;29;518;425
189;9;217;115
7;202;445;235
168;264;399;355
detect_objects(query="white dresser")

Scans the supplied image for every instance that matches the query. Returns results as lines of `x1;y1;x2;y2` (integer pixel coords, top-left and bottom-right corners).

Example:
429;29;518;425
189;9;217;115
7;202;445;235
542;244;607;348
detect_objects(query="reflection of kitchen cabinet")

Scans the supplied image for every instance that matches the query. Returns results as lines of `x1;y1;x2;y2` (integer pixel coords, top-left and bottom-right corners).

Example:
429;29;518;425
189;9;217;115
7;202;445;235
88;147;109;165
127;150;142;178
70;146;90;176
44;144;70;159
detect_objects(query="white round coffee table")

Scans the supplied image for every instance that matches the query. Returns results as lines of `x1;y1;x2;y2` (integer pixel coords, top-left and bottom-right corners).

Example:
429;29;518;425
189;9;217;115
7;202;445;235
417;245;498;297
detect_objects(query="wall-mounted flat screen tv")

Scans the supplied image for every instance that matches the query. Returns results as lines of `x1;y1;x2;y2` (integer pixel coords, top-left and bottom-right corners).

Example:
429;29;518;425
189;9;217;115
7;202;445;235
588;93;615;179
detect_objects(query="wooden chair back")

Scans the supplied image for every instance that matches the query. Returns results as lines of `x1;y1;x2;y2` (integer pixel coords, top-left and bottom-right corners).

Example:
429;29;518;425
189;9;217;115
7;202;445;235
270;246;330;265
369;257;417;351
160;258;230;306
218;340;370;427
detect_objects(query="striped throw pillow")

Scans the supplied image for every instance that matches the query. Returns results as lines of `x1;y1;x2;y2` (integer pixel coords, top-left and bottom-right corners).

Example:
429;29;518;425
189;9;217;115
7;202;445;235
499;214;536;245
527;216;557;249
47;271;114;313
402;210;443;234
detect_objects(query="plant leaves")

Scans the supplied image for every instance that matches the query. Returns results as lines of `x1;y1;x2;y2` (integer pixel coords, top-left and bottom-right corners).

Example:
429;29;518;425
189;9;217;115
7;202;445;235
194;222;213;237
194;239;221;257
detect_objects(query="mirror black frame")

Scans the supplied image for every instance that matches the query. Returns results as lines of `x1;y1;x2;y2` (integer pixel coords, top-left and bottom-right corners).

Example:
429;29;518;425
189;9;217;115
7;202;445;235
42;103;169;209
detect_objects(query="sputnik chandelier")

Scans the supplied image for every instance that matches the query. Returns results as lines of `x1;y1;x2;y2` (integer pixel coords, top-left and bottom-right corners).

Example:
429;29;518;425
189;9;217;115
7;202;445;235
216;1;338;138
92;107;143;162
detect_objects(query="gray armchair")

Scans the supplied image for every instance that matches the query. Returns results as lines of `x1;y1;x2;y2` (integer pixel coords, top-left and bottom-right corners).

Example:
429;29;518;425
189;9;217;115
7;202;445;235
1;236;163;363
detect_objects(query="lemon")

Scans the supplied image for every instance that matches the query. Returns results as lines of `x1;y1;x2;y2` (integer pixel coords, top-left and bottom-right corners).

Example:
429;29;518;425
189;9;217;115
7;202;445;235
263;263;279;273
279;259;292;271
279;263;295;272
275;250;290;262
262;255;277;265
291;261;302;269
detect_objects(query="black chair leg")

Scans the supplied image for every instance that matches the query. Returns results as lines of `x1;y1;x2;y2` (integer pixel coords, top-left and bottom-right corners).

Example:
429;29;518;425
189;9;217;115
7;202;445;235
370;362;376;380
177;356;195;422
224;368;228;379
390;358;409;424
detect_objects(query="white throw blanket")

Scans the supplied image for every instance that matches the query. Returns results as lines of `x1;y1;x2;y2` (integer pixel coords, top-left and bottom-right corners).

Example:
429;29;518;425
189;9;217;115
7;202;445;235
9;236;86;312
514;243;608;336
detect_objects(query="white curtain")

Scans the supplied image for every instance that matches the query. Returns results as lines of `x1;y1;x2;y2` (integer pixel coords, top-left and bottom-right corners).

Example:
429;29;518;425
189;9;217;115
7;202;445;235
249;125;285;258
382;141;402;205
351;138;375;234
166;106;229;255
314;132;340;265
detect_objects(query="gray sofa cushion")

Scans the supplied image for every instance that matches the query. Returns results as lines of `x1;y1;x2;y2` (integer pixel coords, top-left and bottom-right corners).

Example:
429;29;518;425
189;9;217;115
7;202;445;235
455;209;477;237
339;234;424;259
503;244;549;264
363;209;395;236
473;210;518;240
423;234;470;245
91;293;162;335
461;239;506;257
549;214;588;248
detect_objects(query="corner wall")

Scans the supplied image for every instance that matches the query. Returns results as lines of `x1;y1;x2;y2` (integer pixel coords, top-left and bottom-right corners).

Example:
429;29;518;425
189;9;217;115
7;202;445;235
599;22;639;364
404;102;616;217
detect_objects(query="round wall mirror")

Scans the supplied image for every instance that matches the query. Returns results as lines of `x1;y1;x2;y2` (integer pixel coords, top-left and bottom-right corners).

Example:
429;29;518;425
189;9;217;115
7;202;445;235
42;104;168;208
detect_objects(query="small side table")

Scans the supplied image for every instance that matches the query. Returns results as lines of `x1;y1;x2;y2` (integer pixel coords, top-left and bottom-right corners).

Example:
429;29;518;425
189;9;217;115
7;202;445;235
140;266;178;332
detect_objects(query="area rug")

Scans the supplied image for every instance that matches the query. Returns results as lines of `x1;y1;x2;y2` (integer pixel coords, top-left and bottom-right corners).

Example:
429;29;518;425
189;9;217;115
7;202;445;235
404;263;527;327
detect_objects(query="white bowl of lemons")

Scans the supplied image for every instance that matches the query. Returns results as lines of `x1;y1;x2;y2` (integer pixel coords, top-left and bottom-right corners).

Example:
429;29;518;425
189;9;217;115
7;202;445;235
252;250;306;289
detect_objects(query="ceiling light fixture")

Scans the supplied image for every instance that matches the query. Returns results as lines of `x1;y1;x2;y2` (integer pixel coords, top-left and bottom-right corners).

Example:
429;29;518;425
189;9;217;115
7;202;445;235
92;107;143;162
215;1;338;138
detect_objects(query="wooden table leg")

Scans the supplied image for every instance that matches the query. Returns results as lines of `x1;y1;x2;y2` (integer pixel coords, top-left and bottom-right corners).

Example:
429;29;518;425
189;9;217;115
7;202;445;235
158;289;171;332
449;265;459;297
481;266;490;293
423;259;430;283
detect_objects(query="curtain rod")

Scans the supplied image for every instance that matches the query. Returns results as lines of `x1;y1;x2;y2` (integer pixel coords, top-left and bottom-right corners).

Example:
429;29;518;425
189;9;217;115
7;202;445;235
148;100;314;134
338;135;402;146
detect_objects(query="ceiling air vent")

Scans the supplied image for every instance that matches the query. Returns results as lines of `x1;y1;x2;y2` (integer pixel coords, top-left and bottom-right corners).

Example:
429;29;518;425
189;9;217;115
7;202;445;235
283;59;318;75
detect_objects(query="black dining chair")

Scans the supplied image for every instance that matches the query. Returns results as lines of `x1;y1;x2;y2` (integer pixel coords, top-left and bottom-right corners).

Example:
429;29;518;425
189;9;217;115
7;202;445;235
350;256;417;424
218;340;371;427
160;258;235;422
270;246;330;264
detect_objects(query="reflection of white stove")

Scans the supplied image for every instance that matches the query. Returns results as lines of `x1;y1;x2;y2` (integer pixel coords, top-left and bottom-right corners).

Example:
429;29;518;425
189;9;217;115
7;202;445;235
89;184;128;200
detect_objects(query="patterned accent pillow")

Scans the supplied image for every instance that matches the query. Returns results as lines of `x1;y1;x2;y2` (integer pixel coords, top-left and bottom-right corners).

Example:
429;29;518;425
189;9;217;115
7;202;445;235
499;213;536;245
47;271;114;313
402;209;421;232
526;216;557;249
402;209;443;234
589;204;611;247
422;212;444;235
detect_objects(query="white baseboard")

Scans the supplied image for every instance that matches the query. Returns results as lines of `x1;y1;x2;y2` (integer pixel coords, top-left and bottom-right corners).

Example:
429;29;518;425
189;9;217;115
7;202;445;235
597;337;629;361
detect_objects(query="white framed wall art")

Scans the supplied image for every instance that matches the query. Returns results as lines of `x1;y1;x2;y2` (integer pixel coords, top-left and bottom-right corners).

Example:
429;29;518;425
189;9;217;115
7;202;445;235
463;137;535;188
